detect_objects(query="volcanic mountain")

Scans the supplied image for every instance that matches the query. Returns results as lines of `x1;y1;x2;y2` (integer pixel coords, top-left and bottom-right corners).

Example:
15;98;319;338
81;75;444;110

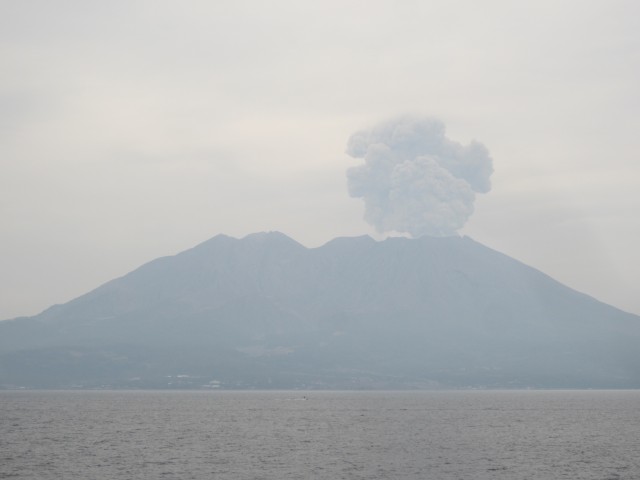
1;232;639;389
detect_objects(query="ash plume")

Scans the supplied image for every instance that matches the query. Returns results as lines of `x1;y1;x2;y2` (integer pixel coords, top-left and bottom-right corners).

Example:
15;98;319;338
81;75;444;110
346;116;493;237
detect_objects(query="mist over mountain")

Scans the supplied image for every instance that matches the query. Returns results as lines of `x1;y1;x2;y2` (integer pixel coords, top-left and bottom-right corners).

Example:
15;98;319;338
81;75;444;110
1;232;639;389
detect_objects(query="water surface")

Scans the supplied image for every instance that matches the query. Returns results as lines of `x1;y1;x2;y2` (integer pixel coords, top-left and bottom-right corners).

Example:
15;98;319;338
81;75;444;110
1;390;639;479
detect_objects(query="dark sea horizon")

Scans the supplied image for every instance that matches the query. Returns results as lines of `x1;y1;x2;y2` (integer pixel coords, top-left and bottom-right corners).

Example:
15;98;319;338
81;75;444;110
2;389;639;479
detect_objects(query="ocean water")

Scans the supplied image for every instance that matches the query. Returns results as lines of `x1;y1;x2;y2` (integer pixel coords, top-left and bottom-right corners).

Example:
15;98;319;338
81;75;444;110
1;390;639;479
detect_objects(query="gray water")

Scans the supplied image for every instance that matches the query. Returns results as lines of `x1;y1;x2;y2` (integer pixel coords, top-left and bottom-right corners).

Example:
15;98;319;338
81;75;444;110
1;390;639;479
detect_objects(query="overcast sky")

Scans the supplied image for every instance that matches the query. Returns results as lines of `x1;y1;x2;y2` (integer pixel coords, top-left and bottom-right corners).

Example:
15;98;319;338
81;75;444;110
2;0;639;319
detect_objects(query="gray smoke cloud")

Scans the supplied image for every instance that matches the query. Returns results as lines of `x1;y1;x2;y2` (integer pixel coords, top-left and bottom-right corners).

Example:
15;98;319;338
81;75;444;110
346;117;493;237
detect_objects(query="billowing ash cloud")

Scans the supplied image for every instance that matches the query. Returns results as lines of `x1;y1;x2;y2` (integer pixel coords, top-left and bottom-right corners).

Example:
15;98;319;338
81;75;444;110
346;117;493;237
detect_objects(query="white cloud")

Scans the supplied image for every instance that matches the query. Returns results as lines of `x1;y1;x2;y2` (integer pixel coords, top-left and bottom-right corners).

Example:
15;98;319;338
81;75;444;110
346;117;492;237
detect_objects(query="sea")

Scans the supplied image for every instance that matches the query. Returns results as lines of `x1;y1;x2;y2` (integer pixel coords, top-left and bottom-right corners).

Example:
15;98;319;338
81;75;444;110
1;390;639;479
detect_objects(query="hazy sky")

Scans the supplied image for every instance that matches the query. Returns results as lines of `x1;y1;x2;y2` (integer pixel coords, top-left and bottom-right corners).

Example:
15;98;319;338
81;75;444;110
2;0;639;319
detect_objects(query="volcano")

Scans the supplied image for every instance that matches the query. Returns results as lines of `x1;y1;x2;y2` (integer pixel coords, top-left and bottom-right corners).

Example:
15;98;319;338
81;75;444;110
1;232;639;389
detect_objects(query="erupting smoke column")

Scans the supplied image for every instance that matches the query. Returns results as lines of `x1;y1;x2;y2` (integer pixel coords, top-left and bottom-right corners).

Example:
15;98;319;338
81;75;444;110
346;117;494;237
